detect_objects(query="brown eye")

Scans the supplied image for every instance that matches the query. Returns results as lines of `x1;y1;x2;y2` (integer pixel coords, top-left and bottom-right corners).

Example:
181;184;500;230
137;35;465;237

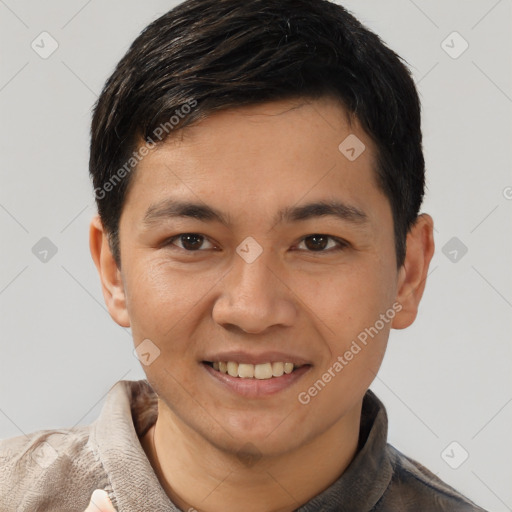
304;235;329;251
297;234;347;252
167;233;214;251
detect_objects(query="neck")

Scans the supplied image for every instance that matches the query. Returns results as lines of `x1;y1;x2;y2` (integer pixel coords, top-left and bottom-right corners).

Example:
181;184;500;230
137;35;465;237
141;400;362;512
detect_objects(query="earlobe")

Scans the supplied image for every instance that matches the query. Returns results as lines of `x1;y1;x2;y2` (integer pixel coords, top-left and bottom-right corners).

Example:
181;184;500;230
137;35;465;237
391;214;435;330
89;215;131;328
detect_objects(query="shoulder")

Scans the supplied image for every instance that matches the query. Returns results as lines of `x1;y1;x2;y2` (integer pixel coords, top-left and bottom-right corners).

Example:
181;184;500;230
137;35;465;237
380;444;488;511
0;424;110;511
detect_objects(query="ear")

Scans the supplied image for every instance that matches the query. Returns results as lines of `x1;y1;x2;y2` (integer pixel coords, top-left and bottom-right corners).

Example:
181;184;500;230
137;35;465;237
89;215;130;327
392;213;435;330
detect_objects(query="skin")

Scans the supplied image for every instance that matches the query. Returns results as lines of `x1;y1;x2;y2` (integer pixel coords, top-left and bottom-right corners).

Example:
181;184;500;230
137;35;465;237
84;490;116;512
89;96;434;512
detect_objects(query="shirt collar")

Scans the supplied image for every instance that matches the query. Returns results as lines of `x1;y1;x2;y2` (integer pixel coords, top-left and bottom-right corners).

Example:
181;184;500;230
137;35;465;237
92;379;178;511
92;380;392;512
297;389;393;511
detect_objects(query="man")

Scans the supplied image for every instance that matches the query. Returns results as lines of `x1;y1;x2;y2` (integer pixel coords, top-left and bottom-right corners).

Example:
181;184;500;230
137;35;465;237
0;0;487;510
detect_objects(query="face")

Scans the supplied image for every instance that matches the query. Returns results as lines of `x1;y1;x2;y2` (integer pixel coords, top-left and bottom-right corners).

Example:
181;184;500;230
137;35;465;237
104;97;408;456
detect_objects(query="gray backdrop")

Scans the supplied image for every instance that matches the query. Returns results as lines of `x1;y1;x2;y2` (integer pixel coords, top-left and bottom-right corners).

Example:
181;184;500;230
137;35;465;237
0;1;511;510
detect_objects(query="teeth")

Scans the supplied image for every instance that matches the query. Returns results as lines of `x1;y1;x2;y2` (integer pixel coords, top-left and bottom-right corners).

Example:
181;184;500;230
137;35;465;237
227;361;238;377
272;362;284;377
212;361;297;379
238;363;254;378
254;363;272;380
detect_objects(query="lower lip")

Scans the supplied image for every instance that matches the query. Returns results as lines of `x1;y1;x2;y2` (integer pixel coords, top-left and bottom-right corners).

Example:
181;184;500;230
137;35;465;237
202;363;311;398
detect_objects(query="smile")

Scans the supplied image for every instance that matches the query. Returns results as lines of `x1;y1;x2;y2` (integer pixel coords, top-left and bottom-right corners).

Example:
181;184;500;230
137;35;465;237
205;361;297;379
202;359;312;398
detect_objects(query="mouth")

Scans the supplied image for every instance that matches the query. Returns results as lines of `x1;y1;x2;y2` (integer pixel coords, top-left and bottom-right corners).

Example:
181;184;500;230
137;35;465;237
201;357;312;398
203;360;304;379
200;352;312;397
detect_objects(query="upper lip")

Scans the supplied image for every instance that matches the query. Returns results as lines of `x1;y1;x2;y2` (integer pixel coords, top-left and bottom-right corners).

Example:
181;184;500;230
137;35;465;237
202;351;312;366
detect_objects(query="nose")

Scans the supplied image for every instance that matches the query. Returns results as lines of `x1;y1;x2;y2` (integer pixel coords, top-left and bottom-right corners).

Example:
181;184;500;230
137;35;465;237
212;251;297;334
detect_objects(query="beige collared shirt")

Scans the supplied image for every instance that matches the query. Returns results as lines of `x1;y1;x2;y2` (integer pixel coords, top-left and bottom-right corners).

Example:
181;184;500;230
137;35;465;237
0;379;487;511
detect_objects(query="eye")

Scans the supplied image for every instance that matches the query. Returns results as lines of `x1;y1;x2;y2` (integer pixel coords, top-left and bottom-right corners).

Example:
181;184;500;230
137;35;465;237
165;233;216;251
163;233;348;253
295;234;348;253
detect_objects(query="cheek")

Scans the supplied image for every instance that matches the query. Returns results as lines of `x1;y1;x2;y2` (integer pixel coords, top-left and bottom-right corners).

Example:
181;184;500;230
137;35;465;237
299;262;396;404
123;257;218;349
291;258;395;343
329;263;396;381
293;263;395;418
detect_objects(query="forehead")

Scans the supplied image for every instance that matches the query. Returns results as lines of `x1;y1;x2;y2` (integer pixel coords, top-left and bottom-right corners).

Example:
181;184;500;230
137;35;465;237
123;97;389;229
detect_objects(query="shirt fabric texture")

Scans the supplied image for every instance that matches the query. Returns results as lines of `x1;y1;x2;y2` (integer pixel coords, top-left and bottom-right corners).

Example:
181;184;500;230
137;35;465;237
0;379;487;511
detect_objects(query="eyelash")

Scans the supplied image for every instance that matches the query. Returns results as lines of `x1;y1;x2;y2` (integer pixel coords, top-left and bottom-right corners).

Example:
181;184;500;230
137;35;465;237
163;233;349;254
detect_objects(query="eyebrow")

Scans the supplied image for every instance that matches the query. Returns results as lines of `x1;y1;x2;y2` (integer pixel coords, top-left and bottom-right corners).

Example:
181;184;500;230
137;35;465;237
143;198;369;229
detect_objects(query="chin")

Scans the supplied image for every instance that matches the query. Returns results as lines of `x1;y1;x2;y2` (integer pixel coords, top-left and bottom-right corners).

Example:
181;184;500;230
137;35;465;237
205;410;310;455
